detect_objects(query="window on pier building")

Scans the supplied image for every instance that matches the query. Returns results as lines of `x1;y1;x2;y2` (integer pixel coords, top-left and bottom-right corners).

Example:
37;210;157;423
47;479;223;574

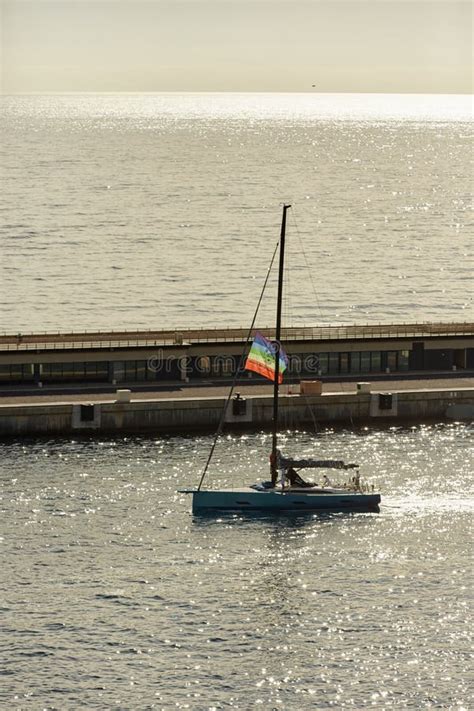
41;363;63;379
212;355;235;377
136;361;148;380
319;351;385;375
197;356;211;375
340;353;350;374
120;360;154;381
349;352;359;374
360;351;371;373
85;361;108;378
62;362;82;379
387;351;398;371
351;351;381;374
0;363;34;382
41;361;108;381
398;350;409;371
287;354;302;376
371;351;382;372
316;353;328;375
185;356;212;379
145;357;181;380
328;352;339;374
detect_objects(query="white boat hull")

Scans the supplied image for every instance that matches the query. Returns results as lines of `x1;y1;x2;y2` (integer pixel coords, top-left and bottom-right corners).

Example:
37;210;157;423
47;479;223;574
186;487;381;513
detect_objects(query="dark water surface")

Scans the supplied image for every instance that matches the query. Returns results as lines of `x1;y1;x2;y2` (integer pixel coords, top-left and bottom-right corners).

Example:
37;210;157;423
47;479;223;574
1;424;472;708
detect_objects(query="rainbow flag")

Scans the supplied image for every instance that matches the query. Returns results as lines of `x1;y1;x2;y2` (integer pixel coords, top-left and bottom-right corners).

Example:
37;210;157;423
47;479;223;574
245;332;288;384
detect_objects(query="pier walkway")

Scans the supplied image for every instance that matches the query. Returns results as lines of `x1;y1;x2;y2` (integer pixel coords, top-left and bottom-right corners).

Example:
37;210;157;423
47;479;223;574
1;322;472;352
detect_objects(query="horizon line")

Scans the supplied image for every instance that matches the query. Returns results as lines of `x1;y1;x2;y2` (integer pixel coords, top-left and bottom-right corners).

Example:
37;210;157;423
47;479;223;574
1;90;473;97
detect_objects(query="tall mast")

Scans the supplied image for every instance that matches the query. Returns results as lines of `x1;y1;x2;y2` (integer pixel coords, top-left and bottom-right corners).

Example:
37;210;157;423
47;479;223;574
271;203;291;485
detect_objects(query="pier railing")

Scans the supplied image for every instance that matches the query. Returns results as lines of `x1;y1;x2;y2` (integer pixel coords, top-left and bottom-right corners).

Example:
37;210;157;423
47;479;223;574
0;322;472;352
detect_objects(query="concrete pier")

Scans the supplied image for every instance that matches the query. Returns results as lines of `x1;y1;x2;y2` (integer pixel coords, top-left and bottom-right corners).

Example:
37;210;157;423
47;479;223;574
0;383;472;437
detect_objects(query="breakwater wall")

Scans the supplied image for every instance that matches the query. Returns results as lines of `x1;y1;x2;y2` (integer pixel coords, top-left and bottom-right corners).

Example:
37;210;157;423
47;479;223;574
0;388;472;437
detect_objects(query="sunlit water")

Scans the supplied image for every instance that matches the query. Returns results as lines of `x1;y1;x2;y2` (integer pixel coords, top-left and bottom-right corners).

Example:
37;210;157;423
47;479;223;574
1;423;473;708
1;94;473;707
1;92;472;332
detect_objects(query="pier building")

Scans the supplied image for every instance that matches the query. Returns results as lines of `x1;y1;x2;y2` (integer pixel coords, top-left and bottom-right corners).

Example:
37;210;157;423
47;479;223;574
0;322;472;388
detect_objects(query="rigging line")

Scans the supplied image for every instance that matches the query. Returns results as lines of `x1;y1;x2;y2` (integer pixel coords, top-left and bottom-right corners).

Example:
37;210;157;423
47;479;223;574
283;264;292;393
283;257;292;332
290;205;325;323
286;229;293;325
197;238;281;492
288;206;326;428
290;208;352;431
302;391;320;434
290;210;357;432
281;199;293;334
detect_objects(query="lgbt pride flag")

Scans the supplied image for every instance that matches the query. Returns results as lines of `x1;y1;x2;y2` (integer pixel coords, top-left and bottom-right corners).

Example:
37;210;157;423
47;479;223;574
245;332;288;384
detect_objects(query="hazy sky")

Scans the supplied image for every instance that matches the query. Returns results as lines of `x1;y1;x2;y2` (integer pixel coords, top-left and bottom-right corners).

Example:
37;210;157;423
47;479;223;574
1;0;472;93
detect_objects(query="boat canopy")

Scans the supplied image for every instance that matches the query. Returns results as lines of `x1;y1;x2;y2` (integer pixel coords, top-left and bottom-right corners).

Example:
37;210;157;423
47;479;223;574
279;455;359;470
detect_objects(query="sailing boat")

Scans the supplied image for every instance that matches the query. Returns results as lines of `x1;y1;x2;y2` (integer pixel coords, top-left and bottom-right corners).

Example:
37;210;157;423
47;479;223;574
183;205;381;513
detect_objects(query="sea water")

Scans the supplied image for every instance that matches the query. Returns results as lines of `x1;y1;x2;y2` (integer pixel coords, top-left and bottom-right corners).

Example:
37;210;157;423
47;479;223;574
0;424;472;708
1;93;473;708
1;92;472;332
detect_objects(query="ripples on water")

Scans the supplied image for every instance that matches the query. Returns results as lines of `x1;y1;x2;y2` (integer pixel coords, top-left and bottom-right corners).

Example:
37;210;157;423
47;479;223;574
1;423;472;708
1;93;472;332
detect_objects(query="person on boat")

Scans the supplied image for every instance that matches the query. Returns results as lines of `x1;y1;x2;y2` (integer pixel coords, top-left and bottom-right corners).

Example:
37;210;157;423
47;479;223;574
286;467;314;488
322;474;332;488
